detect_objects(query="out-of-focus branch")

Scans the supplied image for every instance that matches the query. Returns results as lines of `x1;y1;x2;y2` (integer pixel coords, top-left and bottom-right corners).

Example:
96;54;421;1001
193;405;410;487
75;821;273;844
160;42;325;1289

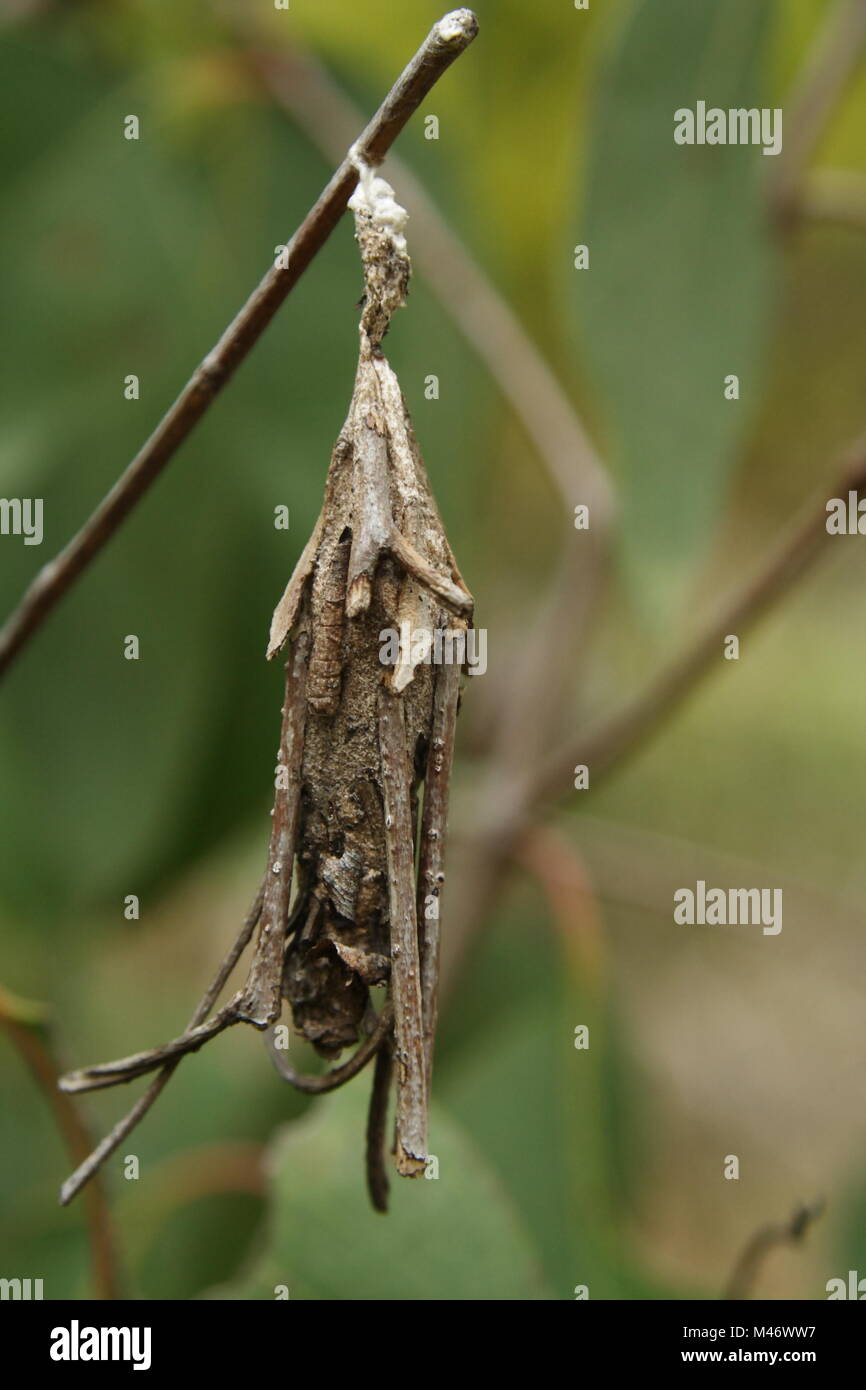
440;435;866;993
770;0;866;230
515;825;605;985
556;815;866;938
800;168;866;232
0;985;120;1299
724;1200;824;1300
531;436;866;812
0;10;479;680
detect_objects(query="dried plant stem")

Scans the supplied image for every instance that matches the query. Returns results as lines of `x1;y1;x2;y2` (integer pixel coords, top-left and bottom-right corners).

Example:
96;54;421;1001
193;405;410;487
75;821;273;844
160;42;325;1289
0;10;479;681
378;689;428;1175
417;653;462;1090
59;1004;244;1093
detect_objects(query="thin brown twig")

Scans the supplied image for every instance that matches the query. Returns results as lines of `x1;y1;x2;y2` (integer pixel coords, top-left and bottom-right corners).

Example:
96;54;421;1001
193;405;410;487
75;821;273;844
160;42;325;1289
59;1002;244;1093
378;688;428;1176
417;653;462;1091
0;987;120;1298
0;9;479;681
724;1200;825;1300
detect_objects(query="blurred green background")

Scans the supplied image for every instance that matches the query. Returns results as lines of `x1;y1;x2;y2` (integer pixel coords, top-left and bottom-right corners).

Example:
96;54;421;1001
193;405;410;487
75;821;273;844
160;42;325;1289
2;0;866;1300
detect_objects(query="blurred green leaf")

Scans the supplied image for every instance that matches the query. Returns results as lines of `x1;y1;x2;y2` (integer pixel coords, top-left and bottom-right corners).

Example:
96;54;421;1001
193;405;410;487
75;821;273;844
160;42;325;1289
831;1166;866;1298
438;890;683;1300
577;0;777;612
207;1085;554;1300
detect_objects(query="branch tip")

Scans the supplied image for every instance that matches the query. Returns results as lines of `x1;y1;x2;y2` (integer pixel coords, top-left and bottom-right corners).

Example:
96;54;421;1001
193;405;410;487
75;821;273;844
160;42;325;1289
435;10;479;47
